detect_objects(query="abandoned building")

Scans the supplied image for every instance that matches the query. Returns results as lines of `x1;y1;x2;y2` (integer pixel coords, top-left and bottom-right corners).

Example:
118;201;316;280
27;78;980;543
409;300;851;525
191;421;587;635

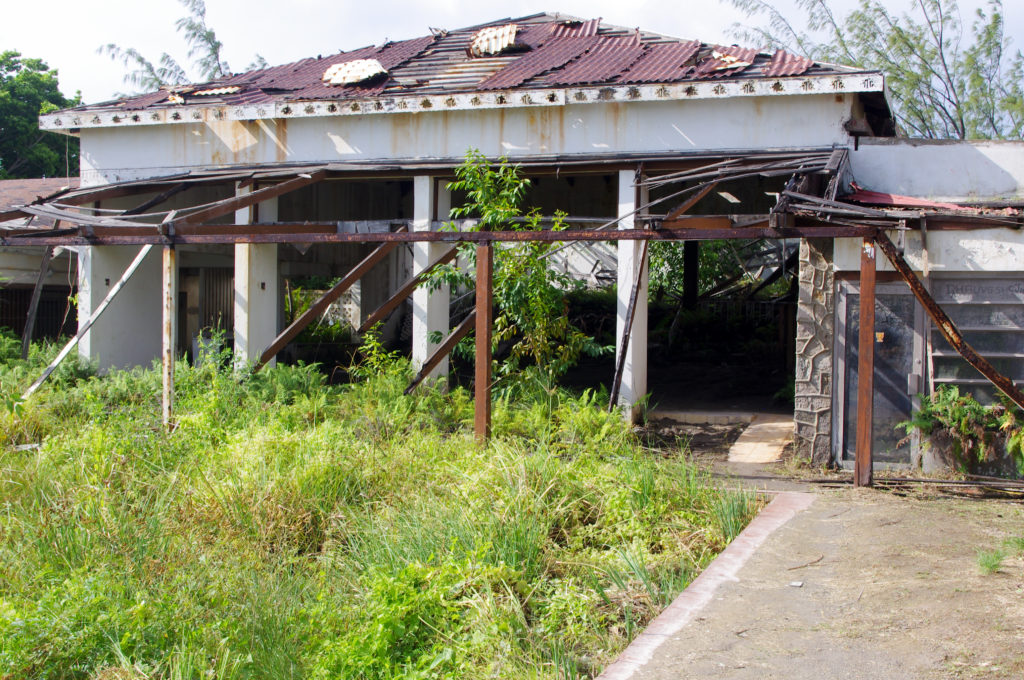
2;12;1023;482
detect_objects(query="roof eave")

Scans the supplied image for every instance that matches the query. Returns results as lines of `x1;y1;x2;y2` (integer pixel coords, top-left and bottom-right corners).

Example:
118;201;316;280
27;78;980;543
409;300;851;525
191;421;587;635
39;70;885;132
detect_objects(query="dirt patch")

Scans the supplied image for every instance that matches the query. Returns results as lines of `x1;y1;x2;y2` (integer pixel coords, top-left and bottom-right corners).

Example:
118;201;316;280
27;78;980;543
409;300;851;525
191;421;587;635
642;419;747;459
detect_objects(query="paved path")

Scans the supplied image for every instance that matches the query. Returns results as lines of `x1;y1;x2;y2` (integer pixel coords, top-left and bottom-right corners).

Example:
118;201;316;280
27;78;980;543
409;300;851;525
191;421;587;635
600;483;1024;680
727;415;793;464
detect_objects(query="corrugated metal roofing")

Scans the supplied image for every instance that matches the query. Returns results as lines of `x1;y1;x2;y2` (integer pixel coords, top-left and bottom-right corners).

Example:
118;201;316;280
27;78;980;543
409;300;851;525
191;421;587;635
478;36;599;90
543;36;644;86
65;13;853;116
691;46;760;79
469;24;520;57
551;18;601;38
616;41;700;83
764;49;815;77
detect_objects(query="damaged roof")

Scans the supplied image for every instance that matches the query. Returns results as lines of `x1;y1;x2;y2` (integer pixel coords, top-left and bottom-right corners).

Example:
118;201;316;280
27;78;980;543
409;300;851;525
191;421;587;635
41;12;886;132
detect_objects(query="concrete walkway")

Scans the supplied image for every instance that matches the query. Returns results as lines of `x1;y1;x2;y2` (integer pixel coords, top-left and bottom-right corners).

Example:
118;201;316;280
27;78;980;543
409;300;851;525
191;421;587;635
727;414;793;464
600;484;1024;680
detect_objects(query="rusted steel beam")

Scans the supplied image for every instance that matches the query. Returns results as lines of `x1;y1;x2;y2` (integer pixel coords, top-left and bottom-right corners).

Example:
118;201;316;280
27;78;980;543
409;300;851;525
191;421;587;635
173;170;327;228
660;216;744;230
404;310;476;395
0;224;879;247
475;243;493;443
856;237;876;488
255;235;404;371
875;232;1024;410
608;241;649;411
662;182;718;222
357;246;458;333
123;183;190;216
162;245;177;429
20;246;54;359
22;245;154;400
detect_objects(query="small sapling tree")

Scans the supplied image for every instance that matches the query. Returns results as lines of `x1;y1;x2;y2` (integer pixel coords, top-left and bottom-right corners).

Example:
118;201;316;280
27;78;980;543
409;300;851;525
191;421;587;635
425;149;607;395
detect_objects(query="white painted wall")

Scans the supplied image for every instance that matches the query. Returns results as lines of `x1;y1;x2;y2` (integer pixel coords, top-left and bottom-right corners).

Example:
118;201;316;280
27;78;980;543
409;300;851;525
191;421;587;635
850;139;1024;202
835;228;1024;272
0;248;76;287
78;245;162;370
79;95;855;184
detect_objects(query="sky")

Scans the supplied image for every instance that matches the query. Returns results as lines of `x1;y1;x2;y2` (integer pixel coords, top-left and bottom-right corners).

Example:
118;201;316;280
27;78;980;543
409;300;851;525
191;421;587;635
3;0;1024;104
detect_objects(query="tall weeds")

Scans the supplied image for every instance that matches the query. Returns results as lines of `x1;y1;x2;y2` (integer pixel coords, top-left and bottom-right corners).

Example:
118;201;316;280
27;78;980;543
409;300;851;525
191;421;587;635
0;332;757;679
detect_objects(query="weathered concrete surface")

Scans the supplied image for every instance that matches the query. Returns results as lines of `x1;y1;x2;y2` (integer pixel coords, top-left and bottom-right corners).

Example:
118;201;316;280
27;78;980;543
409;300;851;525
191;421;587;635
609;488;1024;680
727;415;793;464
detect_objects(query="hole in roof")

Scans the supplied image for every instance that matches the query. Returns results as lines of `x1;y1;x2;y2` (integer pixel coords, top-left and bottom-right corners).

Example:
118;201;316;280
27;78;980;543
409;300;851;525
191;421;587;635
718;191;741;204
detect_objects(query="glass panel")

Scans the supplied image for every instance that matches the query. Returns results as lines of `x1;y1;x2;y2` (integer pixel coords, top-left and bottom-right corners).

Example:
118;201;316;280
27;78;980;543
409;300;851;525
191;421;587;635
843;291;916;463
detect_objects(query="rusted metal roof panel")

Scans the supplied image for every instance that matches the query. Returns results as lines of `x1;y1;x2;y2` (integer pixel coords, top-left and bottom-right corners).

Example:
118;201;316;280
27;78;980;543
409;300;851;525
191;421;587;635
551;18;600;38
616;41;700;83
55;13;872;121
692;45;759;79
763;49;815;77
542;36;644;86
477;36;599;90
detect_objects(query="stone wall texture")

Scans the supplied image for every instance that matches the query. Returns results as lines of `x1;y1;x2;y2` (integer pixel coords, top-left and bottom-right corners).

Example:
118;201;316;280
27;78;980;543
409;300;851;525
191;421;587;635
795;238;835;464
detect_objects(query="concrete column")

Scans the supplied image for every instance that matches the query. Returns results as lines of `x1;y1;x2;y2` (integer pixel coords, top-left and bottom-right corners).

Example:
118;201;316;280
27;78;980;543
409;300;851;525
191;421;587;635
77;244;163;371
411;176;450;380
233;186;279;366
616;169;648;418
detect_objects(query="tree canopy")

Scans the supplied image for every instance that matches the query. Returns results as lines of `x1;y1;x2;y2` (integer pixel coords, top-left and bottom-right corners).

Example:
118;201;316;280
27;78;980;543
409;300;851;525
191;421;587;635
727;0;1024;139
99;0;267;93
0;51;79;179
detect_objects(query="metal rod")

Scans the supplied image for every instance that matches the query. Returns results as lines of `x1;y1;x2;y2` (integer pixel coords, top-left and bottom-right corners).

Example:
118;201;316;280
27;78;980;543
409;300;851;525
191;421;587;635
875;231;1024;410
22;245;154;400
0;224;880;247
254;235;404;371
855;237;876;488
405;310;476;395
21;247;53;359
608;241;649;411
173;170;327;228
162;245;177;429
663;182;718;221
475;243;493;444
358;246;458;334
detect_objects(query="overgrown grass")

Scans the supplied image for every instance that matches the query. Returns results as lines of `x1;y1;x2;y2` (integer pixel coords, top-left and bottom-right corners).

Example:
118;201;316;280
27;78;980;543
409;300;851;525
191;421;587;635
977;549;1005;575
0;333;758;679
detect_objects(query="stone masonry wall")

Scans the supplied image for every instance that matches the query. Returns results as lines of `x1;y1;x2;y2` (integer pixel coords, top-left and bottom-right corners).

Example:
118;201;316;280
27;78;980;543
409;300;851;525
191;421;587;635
795;238;835;464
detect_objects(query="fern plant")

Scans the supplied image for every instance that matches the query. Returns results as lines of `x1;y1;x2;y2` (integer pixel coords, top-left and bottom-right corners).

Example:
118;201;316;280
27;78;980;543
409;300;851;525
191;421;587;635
900;385;1024;475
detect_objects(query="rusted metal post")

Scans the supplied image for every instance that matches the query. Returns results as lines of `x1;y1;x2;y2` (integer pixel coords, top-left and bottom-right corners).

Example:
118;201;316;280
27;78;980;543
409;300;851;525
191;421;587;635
21;246;54;359
255;236;403;371
474;243;493;444
855;237;876;487
405;311;476;395
357;246;458;334
161;245;177;429
875;232;1024;410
